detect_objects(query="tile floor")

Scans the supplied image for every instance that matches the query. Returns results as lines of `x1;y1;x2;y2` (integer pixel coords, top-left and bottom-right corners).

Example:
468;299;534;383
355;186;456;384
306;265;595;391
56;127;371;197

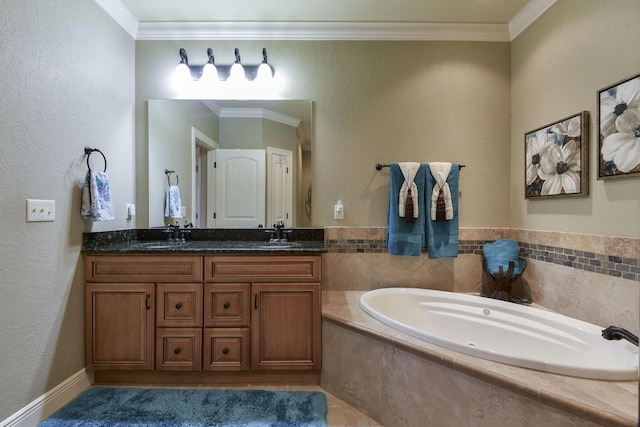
301;386;383;427
231;385;383;427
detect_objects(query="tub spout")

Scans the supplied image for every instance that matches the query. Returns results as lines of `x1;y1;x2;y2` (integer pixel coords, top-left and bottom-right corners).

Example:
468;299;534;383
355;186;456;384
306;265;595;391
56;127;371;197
602;326;639;346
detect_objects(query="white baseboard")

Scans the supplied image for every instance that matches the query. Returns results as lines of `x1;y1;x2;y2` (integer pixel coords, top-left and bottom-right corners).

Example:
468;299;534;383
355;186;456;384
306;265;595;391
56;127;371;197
1;369;94;427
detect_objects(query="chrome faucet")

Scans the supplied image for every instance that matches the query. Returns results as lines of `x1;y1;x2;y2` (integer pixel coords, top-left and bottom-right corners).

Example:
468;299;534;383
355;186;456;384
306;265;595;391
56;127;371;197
165;221;193;243
602;326;639;346
267;221;289;243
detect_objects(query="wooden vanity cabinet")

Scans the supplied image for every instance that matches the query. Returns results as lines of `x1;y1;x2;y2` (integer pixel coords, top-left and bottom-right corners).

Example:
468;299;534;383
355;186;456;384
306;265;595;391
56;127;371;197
85;254;322;380
84;256;203;371
205;256;322;372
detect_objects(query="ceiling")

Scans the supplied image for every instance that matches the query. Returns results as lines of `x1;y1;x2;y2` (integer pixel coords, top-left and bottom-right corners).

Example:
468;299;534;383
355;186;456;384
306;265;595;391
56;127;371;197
119;0;530;25
100;0;557;41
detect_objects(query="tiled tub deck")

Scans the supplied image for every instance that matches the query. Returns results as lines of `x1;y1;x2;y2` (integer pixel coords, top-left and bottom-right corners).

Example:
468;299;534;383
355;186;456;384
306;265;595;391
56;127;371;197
321;291;638;427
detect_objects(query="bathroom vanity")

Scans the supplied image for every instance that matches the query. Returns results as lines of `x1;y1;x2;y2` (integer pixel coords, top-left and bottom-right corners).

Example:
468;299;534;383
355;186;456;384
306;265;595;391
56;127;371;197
82;229;324;385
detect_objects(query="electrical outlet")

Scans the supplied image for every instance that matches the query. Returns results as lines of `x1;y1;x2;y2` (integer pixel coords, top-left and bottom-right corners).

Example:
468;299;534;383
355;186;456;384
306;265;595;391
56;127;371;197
26;199;55;222
126;203;136;220
334;202;344;220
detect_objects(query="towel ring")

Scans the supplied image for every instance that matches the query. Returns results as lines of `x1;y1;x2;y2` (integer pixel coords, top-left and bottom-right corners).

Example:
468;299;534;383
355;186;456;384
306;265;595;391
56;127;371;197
165;169;179;186
84;147;107;172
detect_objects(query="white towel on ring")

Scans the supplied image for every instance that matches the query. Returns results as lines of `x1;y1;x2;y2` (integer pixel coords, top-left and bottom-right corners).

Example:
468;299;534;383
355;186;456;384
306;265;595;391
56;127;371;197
81;170;114;221
398;162;420;219
429;162;453;221
164;185;183;218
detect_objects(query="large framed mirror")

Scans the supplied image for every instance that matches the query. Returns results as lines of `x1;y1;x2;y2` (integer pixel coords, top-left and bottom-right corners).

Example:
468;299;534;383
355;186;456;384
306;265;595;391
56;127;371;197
148;99;312;229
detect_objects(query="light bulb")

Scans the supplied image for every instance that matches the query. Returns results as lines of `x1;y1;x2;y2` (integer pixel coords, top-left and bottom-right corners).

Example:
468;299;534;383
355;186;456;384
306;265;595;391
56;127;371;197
174;63;191;81
201;63;218;82
228;63;246;82
256;63;273;82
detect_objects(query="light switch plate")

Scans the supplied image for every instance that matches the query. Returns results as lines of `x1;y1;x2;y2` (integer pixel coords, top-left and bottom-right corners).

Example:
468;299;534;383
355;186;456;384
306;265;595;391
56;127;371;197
26;199;55;222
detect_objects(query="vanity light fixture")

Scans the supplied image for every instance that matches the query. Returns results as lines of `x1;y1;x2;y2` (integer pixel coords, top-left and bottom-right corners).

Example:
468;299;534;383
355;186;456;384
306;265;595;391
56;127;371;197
174;48;273;83
200;48;218;82
227;48;246;82
256;48;273;83
173;48;192;84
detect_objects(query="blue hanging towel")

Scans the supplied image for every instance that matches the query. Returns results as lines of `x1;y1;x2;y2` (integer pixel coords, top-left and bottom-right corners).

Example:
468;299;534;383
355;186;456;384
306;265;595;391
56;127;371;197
386;163;427;256
425;163;459;259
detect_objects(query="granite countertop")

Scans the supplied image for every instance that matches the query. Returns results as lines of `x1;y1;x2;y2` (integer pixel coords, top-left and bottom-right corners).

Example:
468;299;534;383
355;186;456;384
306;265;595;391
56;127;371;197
82;228;326;255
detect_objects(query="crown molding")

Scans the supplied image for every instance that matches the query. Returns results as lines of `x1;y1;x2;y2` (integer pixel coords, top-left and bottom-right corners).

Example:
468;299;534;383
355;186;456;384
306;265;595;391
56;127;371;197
96;0;551;42
220;108;301;128
93;0;138;38
509;0;557;40
202;102;301;128
136;21;511;42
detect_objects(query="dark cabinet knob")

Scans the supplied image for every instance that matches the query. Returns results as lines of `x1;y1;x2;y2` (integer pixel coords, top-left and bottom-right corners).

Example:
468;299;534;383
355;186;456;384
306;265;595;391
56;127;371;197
222;348;229;355
223;302;230;309
175;303;182;309
174;348;181;354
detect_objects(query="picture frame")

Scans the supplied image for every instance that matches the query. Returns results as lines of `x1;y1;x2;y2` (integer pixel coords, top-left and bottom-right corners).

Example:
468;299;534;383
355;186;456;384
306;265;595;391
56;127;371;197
597;72;640;180
524;111;589;199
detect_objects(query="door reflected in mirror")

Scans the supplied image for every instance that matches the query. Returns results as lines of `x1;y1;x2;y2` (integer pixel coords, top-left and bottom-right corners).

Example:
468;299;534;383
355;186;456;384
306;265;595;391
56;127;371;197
148;99;312;229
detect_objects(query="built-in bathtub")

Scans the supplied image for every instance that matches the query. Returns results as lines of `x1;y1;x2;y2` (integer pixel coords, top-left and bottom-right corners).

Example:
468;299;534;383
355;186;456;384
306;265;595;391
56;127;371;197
359;287;638;380
322;290;639;426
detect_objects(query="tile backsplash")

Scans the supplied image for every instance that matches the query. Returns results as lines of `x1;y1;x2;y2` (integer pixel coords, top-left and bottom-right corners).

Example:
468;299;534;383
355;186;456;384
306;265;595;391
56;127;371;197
323;227;639;334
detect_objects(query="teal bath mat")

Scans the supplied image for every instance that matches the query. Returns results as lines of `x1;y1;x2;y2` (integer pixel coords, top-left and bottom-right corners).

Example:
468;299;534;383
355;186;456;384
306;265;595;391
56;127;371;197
39;387;328;427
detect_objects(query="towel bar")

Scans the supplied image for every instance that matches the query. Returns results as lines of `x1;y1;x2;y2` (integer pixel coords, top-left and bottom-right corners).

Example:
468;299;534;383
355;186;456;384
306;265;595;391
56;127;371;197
375;163;465;171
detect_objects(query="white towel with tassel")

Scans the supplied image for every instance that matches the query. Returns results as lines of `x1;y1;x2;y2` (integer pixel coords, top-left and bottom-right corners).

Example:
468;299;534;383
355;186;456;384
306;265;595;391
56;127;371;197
429;162;453;221
164;185;183;218
398;162;420;220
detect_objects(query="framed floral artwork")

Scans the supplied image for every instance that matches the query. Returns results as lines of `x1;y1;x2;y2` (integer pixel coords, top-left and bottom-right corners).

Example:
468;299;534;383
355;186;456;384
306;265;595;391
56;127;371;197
597;73;640;179
524;111;589;199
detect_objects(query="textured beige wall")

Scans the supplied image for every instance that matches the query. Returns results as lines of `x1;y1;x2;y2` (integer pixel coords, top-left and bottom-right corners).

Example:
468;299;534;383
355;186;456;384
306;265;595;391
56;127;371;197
0;0;135;421
511;0;640;238
135;40;512;229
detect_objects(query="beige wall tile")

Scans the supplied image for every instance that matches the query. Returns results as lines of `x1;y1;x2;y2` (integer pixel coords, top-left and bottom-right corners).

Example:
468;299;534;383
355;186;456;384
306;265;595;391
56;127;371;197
525;259;639;334
323;253;385;291
380;347;470;427
605;236;640;259
321;322;384;421
468;377;603;427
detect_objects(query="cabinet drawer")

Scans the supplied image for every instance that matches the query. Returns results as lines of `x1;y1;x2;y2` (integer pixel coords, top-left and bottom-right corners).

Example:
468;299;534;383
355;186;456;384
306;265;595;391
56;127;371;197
85;256;203;282
157;283;203;327
204;256;321;282
204;283;250;327
156;328;202;371
203;328;250;371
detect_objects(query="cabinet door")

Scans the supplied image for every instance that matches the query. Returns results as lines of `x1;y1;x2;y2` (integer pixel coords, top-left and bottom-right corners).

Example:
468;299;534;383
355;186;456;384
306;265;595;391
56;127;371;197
251;283;321;371
85;283;154;370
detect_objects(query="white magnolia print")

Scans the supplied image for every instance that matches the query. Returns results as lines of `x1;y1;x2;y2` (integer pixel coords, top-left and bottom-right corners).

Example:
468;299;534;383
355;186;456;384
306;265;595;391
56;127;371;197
599;74;640;177
525;113;586;198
